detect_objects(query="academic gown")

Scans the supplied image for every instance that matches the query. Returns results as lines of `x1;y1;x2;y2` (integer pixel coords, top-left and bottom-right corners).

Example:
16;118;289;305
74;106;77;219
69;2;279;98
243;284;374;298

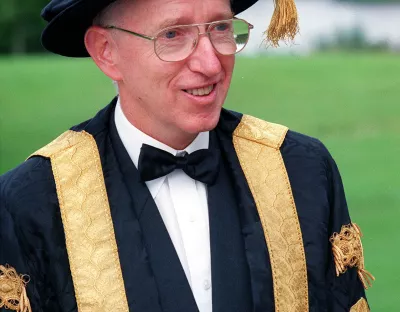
0;97;368;312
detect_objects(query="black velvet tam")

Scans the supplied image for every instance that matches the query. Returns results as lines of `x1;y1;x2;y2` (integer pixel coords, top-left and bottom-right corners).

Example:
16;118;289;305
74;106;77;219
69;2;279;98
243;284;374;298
40;0;258;57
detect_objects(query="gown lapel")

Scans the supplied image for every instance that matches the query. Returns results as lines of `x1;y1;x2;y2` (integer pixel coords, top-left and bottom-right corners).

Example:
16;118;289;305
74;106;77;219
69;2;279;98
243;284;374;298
215;110;275;312
108;111;199;312
92;109;163;312
208;130;253;312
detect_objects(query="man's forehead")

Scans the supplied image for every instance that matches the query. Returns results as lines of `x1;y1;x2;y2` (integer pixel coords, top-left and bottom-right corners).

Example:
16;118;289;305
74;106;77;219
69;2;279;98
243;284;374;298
116;0;232;27
133;0;232;11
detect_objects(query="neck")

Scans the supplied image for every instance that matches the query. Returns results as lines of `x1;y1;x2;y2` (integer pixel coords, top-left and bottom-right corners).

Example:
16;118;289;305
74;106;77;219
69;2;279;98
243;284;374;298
136;121;197;150
119;98;197;151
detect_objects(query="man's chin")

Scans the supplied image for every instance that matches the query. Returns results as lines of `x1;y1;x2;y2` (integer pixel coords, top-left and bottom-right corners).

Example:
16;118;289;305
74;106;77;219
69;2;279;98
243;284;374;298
182;111;221;135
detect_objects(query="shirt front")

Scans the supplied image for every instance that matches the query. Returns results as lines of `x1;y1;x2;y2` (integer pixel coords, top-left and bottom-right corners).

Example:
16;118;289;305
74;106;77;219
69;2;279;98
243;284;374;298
114;99;212;312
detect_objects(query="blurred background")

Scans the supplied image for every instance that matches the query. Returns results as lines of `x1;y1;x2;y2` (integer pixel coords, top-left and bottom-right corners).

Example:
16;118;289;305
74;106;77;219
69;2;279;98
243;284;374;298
0;0;399;310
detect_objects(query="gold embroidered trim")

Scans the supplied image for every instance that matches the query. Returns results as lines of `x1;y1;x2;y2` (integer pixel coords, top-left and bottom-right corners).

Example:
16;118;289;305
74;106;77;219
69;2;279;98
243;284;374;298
350;297;370;312
232;114;288;149
0;264;31;312
31;130;129;312
233;115;309;312
330;223;375;289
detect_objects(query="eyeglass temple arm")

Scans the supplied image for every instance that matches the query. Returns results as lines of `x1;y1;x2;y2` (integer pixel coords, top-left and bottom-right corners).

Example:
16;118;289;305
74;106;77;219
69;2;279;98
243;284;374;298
105;26;154;41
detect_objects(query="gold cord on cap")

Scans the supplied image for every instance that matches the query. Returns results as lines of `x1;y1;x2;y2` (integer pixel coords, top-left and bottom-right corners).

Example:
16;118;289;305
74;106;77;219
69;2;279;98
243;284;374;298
264;0;299;47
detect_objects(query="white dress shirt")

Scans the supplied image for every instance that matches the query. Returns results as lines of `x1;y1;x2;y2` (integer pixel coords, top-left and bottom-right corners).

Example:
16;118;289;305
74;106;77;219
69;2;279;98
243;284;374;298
114;99;212;312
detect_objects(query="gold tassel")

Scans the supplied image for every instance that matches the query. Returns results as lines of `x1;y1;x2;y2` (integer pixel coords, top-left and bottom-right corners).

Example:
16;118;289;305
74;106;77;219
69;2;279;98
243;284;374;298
264;0;299;47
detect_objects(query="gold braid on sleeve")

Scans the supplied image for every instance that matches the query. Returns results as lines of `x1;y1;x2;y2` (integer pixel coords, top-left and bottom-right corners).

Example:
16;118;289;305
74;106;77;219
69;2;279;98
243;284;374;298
330;223;375;289
0;265;32;312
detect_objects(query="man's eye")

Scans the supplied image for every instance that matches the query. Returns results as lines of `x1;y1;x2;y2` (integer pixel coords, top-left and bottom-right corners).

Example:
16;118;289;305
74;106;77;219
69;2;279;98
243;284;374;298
164;30;177;39
215;23;230;31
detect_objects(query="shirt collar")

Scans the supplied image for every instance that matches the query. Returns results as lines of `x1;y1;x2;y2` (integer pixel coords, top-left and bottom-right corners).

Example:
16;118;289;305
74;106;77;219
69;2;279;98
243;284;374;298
114;97;209;198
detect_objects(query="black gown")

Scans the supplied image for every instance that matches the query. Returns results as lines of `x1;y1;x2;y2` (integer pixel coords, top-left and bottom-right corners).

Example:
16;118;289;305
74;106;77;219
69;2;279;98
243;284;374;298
0;97;367;311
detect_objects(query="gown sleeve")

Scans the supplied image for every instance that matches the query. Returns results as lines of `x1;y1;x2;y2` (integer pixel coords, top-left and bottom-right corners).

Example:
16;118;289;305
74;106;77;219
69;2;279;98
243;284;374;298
0;157;65;312
324;147;372;311
1;172;43;311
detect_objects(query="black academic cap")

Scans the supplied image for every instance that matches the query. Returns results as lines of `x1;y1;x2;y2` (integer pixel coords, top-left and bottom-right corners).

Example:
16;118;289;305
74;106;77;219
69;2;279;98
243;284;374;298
41;0;298;57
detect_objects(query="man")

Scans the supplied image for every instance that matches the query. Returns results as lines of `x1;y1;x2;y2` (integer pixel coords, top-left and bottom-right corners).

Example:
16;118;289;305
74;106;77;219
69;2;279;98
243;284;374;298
0;0;374;311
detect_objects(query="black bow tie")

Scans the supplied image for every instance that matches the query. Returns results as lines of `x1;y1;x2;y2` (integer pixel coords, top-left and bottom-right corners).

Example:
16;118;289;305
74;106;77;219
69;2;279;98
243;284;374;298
138;144;220;185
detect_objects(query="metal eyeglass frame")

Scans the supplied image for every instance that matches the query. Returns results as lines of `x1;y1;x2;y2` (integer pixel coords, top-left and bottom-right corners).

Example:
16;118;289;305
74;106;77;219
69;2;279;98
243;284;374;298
104;18;254;62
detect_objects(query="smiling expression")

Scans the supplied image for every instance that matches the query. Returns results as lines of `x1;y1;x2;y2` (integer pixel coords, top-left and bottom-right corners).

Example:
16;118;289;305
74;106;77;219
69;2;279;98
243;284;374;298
91;0;235;148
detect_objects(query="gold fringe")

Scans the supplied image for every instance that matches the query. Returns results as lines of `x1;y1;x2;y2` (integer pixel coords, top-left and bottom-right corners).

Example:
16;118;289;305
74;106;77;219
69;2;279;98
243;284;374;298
19;286;32;312
264;0;299;47
0;264;32;312
358;269;375;290
330;223;375;290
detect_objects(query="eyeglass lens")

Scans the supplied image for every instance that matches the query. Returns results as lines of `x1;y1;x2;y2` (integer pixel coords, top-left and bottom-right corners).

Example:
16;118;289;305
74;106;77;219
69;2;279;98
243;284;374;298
154;19;250;62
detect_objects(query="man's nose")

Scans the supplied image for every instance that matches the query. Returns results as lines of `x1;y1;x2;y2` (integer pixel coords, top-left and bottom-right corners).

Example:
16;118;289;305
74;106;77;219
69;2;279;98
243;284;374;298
186;34;222;77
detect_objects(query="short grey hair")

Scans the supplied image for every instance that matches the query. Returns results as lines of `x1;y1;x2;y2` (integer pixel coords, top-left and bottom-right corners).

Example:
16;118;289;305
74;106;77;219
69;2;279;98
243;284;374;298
92;1;125;94
93;0;125;26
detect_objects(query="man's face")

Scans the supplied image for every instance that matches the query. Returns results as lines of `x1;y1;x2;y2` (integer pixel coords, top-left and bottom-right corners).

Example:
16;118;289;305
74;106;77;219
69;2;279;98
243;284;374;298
110;0;235;143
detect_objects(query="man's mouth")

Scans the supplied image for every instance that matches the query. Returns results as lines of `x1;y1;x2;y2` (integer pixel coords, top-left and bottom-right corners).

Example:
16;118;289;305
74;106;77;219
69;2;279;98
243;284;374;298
184;84;215;96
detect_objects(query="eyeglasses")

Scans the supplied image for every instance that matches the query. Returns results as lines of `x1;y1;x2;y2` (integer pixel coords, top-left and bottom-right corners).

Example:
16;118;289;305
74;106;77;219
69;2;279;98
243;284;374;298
105;18;253;62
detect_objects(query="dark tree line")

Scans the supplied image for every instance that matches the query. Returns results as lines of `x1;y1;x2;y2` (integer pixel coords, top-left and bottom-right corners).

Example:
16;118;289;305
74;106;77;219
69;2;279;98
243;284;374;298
0;0;49;54
0;0;399;54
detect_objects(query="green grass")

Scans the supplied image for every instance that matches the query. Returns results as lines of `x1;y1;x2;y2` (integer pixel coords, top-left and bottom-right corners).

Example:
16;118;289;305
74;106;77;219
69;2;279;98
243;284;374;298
1;53;399;310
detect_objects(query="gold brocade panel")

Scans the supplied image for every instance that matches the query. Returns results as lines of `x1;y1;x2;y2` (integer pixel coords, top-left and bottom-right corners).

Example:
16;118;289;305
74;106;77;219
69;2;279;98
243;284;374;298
31;130;129;312
233;115;309;312
350;298;370;312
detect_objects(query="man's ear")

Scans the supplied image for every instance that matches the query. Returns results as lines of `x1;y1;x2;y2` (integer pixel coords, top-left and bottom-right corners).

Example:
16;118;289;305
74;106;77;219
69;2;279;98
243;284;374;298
84;26;122;81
